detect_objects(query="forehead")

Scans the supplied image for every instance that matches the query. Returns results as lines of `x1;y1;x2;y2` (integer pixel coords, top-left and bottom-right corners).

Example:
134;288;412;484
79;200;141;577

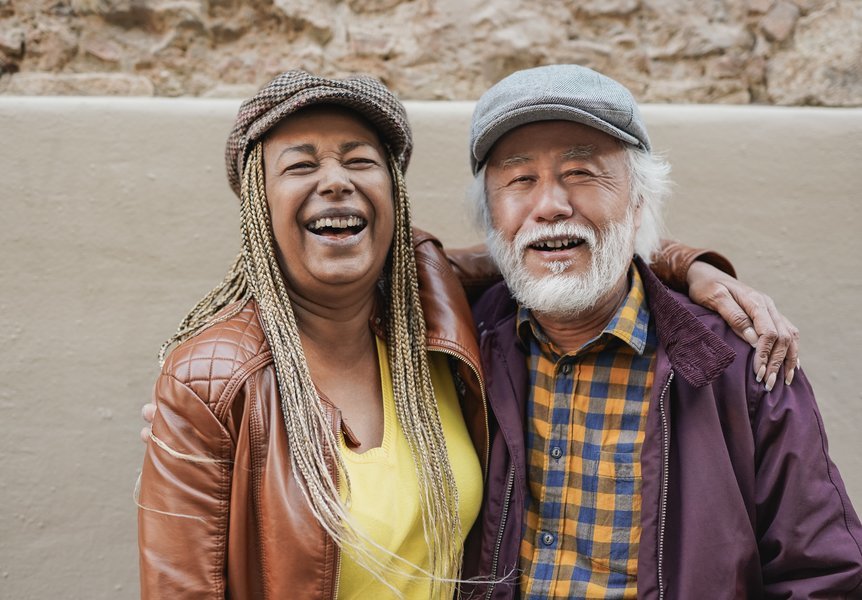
265;105;384;149
486;120;624;165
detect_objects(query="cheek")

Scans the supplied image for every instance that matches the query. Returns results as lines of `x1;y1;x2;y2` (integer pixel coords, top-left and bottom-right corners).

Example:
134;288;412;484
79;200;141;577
263;190;306;264
363;176;395;228
264;179;306;224
264;196;289;243
377;200;396;256
487;196;521;239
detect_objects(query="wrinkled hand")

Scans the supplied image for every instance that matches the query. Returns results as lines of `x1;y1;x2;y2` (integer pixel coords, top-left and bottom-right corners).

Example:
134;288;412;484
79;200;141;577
140;402;156;444
687;261;799;391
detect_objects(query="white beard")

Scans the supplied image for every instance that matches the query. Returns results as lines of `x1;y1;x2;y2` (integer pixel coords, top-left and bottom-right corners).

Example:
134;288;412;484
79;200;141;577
487;210;636;318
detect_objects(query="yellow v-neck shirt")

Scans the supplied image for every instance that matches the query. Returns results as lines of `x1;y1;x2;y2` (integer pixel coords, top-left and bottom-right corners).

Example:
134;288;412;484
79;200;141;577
336;337;483;599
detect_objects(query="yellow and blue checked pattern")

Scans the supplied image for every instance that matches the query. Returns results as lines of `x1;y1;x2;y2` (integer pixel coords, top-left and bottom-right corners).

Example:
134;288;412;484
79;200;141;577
517;267;656;599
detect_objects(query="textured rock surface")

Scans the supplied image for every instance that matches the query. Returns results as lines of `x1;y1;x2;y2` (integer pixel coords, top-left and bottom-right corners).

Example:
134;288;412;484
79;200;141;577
760;1;800;42
767;1;862;105
0;0;859;105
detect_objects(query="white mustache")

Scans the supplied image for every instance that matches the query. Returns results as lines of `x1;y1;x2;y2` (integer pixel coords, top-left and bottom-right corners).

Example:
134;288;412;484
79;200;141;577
513;221;597;255
487;209;636;318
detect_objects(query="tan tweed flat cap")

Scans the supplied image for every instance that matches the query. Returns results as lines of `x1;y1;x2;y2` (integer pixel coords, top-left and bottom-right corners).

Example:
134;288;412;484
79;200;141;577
225;70;413;197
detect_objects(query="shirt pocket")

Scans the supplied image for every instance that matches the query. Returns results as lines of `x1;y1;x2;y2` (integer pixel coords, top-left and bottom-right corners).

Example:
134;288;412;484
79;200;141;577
586;451;642;577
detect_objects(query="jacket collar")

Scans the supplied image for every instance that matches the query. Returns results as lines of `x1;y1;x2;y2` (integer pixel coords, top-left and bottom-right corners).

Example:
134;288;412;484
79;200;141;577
412;229;483;371
364;230;482;373
634;256;735;387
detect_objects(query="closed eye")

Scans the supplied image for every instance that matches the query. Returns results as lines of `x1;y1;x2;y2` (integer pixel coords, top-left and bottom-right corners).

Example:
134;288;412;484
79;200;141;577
284;161;317;173
508;175;536;185
564;169;593;178
344;157;378;168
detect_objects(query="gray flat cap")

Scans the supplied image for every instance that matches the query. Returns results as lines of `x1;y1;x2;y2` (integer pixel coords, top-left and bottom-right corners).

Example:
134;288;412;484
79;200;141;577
470;64;651;174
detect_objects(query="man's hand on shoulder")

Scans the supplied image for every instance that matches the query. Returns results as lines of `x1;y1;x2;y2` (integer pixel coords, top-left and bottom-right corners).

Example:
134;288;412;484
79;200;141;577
687;261;800;391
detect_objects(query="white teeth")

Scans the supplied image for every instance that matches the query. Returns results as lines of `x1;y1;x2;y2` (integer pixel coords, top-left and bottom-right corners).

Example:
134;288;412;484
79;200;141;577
308;216;367;231
535;238;580;250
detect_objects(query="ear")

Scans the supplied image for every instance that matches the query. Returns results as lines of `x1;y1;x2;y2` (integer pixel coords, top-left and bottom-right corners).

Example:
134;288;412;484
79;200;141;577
632;196;644;231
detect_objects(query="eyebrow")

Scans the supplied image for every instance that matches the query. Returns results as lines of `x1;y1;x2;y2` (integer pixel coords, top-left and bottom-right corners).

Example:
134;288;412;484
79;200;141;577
497;144;598;169
561;144;596;160
499;154;533;169
277;143;317;161
276;141;375;162
340;141;375;153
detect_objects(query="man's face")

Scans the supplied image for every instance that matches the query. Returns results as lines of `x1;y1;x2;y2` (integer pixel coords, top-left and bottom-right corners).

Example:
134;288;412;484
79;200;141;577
484;120;641;316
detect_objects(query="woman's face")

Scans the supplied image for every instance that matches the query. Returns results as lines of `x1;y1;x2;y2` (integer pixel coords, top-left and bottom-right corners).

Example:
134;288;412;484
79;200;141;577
262;106;395;305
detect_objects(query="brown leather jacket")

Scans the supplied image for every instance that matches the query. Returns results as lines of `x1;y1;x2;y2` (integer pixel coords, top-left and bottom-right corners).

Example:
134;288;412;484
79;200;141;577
137;230;728;599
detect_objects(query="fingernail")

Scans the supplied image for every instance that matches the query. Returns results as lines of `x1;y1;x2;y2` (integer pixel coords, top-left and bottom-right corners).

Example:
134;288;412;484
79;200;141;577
756;364;766;383
765;372;777;392
785;368;795;386
743;327;758;347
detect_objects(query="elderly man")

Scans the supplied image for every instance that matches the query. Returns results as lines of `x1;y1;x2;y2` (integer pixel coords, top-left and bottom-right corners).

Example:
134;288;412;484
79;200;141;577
461;65;862;599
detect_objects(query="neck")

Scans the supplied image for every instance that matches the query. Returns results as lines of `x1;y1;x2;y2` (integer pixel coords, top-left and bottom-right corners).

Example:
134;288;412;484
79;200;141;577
290;289;379;360
532;273;629;354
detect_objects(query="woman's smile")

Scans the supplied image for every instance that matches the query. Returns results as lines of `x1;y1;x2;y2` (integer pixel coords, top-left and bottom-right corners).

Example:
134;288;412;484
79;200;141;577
305;212;368;241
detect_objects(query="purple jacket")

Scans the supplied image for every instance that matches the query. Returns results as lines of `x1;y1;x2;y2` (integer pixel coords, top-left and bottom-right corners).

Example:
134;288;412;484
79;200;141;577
461;258;862;599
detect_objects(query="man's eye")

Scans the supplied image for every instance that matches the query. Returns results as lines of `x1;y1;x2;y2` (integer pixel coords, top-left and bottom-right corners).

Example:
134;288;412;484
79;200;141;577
564;169;592;178
509;175;534;185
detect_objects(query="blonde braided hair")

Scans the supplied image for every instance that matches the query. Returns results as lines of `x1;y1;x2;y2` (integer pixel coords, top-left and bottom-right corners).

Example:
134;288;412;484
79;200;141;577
160;142;462;596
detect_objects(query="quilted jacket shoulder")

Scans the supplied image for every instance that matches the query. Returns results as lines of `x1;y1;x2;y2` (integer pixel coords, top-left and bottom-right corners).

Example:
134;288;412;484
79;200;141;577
161;299;271;415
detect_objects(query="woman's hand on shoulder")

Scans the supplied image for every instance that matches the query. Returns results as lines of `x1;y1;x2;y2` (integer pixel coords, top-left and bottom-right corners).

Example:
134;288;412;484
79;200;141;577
687;261;800;391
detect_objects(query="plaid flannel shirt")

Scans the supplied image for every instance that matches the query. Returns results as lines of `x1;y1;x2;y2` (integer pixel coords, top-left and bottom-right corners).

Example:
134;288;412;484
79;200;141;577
517;266;657;599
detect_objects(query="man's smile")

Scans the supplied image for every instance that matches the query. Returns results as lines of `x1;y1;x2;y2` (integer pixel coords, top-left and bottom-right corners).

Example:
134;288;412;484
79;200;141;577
528;236;587;252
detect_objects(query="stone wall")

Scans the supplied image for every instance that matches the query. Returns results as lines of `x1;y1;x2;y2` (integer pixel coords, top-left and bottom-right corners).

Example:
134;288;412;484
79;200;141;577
0;0;860;104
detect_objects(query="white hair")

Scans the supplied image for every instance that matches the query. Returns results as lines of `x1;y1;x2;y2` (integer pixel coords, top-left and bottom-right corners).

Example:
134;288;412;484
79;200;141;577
624;145;671;263
467;144;671;264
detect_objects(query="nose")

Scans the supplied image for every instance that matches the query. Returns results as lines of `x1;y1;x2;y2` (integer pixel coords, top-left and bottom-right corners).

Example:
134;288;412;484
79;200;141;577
531;180;573;222
317;161;355;198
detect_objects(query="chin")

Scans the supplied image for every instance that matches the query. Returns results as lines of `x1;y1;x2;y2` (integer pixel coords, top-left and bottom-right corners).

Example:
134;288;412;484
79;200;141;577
489;218;636;317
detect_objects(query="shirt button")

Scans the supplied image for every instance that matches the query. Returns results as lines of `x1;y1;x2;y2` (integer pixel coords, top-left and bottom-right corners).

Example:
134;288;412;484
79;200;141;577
541;532;555;546
560;364;571;374
550;446;563;460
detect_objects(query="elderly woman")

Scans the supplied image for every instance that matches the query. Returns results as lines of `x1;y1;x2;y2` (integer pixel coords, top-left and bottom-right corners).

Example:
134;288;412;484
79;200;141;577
137;71;797;598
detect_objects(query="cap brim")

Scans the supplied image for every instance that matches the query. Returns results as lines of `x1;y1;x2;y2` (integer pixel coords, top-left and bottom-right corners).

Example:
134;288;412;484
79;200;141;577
471;104;642;173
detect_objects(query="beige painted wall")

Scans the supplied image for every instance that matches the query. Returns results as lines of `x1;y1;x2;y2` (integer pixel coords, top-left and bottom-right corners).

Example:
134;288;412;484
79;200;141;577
1;98;860;598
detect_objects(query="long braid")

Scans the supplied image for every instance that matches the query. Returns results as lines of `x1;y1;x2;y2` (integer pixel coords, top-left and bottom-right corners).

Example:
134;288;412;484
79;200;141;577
158;254;249;367
240;143;352;536
385;153;463;597
161;141;463;595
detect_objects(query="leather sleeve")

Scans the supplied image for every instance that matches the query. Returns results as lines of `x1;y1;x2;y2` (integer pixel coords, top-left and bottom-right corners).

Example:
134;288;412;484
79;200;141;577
650;239;737;293
751;369;862;597
444;244;504;305
138;372;233;599
444;239;737;300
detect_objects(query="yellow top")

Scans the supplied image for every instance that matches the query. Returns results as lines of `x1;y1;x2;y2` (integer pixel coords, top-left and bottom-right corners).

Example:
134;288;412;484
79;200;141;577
336;337;483;599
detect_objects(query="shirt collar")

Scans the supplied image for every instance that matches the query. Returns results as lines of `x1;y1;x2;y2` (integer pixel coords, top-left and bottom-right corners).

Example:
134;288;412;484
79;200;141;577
516;264;651;357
